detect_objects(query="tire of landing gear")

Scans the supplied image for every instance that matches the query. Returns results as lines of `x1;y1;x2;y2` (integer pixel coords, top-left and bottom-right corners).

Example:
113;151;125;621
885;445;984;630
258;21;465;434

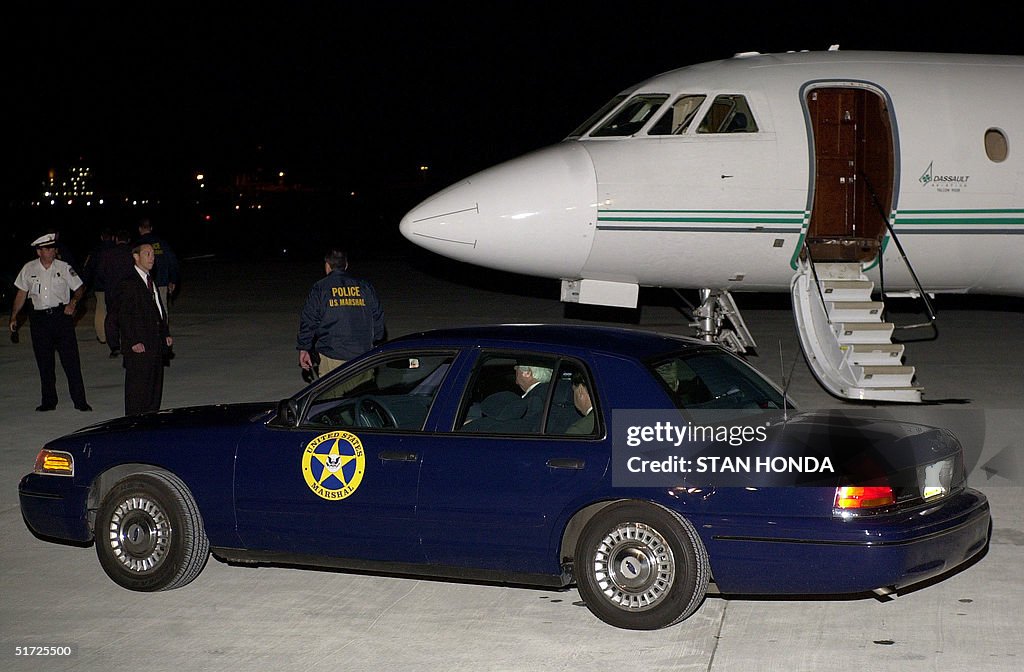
574;502;710;630
95;471;210;591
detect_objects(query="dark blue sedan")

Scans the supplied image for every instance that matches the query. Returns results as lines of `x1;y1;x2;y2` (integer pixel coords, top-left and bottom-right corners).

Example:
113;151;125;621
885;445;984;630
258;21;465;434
19;325;991;629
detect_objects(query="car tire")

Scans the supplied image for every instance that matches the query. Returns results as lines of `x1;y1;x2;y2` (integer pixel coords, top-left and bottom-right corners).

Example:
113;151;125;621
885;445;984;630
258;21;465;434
574;501;709;629
95;471;210;592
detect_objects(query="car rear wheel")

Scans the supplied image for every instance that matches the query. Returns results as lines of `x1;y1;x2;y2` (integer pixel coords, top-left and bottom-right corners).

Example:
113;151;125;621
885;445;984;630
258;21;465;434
575;502;709;629
95;471;209;591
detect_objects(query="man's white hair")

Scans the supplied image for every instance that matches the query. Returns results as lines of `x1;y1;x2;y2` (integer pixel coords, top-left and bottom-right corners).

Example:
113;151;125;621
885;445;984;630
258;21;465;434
518;365;552;384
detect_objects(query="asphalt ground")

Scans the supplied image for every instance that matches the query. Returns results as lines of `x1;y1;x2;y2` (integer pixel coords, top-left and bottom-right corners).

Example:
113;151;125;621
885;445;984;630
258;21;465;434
1;255;1021;671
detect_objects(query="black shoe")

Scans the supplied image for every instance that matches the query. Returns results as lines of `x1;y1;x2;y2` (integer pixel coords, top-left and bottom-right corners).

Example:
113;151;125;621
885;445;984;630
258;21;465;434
75;404;93;412
36;404;56;412
109;349;121;358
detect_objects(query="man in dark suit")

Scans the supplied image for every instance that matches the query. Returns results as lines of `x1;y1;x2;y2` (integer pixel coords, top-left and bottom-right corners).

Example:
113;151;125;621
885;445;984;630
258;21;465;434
514;363;552;431
117;243;172;415
95;230;135;357
566;373;596;435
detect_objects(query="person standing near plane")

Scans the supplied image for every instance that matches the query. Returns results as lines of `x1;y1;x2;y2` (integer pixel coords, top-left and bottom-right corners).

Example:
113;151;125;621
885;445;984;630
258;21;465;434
117;243;172;416
136;217;180;318
82;228;115;344
95;230;136;358
297;248;385;377
8;233;92;412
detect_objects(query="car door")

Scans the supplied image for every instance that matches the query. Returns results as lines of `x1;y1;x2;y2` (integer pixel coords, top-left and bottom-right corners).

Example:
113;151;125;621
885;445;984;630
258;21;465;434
234;350;459;563
416;352;609;576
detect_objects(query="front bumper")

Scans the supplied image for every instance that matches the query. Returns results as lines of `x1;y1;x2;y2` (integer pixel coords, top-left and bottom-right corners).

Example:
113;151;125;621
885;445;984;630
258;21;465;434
19;473;92;543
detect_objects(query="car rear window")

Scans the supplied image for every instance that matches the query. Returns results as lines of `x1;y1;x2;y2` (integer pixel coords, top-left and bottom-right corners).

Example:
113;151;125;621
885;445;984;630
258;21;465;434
650;351;786;410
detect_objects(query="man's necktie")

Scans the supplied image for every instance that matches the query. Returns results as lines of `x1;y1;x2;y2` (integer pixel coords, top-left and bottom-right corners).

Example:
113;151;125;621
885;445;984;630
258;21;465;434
146;274;154;292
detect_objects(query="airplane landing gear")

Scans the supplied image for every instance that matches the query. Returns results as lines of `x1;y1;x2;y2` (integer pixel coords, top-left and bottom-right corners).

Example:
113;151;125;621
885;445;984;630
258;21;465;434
679;288;757;355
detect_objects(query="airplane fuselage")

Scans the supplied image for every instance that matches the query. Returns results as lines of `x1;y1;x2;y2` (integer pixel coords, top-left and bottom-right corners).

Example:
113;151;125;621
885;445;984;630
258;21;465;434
401;51;1024;306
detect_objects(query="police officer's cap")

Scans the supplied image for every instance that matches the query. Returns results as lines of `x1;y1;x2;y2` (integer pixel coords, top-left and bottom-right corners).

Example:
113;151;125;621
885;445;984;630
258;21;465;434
31;233;58;248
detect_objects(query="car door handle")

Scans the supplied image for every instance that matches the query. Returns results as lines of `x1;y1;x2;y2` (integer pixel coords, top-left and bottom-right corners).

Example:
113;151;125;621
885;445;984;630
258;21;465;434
379;451;418;462
547;458;584;470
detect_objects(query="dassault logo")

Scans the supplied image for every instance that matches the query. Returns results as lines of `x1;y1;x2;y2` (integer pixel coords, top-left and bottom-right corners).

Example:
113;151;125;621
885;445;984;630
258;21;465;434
920;161;933;186
920;161;970;189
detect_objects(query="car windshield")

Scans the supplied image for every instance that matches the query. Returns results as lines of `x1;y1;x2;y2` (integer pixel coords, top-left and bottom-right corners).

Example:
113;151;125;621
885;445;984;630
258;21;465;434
649;350;786;410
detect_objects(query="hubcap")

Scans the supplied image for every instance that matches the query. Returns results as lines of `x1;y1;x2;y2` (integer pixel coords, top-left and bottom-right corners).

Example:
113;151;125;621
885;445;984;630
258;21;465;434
592;522;675;611
107;495;171;573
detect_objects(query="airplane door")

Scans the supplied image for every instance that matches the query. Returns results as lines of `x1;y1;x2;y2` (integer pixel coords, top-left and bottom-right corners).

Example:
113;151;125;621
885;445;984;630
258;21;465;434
806;87;894;261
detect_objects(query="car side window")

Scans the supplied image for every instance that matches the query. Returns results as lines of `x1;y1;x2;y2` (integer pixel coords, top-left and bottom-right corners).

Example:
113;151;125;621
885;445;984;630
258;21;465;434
303;353;454;431
697;94;759;134
457;352;559;435
455;353;597;437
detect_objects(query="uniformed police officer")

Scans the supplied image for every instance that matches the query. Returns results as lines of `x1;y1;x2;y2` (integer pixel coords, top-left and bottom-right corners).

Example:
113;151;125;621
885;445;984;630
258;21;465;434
297;248;385;377
9;233;92;411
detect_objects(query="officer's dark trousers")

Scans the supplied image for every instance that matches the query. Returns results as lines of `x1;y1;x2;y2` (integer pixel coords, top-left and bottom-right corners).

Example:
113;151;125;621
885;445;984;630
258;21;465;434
30;310;88;408
123;352;164;416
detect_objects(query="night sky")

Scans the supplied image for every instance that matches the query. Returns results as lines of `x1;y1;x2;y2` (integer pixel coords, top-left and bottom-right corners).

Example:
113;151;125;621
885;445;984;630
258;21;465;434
7;1;1019;202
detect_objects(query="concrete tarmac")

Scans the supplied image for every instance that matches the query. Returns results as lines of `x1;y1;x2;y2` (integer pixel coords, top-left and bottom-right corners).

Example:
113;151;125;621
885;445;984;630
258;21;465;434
1;255;1021;671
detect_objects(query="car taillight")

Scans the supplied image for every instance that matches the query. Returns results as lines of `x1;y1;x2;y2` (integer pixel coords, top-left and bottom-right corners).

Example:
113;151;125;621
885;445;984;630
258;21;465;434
834;485;895;510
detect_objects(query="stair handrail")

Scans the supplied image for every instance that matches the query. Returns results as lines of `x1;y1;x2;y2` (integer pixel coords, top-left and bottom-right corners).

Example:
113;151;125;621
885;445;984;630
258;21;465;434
860;173;938;331
801;237;833;326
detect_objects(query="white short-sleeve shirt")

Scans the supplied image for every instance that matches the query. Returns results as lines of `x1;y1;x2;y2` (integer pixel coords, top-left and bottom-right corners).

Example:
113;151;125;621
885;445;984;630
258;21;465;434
14;258;83;310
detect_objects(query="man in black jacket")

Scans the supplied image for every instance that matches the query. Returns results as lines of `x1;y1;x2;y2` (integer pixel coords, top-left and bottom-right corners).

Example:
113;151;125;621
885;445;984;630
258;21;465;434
95;230;135;357
117;243;172;415
297;248;385;377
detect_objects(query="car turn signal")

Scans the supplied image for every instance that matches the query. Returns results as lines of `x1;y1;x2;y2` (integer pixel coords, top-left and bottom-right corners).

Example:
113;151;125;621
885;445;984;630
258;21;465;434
34;449;74;477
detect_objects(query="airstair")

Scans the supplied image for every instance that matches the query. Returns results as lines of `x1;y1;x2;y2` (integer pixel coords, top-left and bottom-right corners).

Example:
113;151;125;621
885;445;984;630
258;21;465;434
792;258;922;403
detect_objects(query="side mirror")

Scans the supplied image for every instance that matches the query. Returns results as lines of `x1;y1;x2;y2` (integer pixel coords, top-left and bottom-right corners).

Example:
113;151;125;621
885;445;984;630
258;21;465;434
274;398;300;427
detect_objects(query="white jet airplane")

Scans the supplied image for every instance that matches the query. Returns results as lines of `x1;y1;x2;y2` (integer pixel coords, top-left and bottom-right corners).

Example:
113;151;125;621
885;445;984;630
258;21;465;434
400;49;1024;403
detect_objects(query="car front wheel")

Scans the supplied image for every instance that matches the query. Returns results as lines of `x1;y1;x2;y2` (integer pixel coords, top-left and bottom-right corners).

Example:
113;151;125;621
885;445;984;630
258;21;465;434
95;471;209;591
575;502;709;629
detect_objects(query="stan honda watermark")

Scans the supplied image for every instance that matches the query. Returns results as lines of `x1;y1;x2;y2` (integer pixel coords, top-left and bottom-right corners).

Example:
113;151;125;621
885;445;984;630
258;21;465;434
611;409;993;488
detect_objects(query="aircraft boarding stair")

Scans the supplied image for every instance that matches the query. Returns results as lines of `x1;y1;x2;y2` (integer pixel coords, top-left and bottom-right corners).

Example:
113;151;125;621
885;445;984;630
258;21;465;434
792;260;922;403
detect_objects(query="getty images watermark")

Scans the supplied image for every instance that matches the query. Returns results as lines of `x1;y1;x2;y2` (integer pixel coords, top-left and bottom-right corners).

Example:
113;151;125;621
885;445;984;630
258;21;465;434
610;409;1001;488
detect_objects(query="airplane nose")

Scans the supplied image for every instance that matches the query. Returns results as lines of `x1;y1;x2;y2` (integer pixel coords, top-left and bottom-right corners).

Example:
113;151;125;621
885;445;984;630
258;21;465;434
399;143;597;278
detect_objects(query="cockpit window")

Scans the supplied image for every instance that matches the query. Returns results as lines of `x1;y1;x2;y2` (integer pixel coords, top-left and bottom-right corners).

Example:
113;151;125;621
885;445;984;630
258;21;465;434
589;94;669;137
648;95;707;135
568;94;628;138
697;94;759;134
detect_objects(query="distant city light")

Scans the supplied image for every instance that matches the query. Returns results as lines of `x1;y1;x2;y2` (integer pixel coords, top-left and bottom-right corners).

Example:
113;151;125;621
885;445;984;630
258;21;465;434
196;173;204;181
419;165;429;171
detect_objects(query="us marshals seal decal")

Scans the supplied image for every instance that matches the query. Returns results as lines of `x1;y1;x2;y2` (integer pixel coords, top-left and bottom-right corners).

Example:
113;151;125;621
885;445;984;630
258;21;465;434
302;431;365;500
